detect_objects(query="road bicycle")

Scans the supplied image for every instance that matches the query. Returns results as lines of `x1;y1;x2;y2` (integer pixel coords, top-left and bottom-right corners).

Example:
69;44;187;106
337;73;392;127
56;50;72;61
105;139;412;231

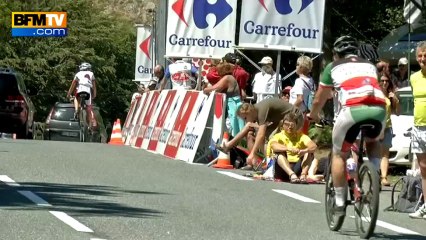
318;119;380;239
71;92;91;142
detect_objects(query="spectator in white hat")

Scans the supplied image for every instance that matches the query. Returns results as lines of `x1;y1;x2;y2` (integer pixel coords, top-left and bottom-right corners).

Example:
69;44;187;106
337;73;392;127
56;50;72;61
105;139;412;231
251;56;281;103
392;57;410;89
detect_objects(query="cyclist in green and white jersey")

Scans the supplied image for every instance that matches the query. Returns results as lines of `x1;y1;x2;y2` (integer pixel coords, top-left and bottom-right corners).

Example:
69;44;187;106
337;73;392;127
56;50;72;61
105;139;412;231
308;36;386;216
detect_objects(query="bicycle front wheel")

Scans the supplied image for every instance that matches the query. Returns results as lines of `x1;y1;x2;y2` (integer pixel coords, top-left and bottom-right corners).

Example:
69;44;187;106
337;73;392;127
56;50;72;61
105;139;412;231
325;158;346;231
354;161;380;239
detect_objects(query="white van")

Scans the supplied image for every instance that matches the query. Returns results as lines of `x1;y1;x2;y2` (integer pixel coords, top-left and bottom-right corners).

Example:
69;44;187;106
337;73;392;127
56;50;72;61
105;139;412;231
389;87;414;166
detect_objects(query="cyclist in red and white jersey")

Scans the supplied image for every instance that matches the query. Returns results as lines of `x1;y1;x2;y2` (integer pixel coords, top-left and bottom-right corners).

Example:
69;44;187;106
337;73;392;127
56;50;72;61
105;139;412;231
308;36;386;216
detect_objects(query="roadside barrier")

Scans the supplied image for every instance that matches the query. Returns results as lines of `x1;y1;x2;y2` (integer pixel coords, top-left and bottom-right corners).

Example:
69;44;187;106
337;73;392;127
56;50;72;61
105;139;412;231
123;89;226;163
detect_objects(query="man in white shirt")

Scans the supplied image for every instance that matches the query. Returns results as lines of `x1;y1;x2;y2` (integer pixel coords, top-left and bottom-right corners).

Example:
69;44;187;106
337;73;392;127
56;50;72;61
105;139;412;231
165;58;198;90
252;56;281;103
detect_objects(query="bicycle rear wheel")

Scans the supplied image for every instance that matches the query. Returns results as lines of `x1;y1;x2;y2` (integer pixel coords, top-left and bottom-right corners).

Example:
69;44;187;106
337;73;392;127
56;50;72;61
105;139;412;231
79;107;88;142
325;158;346;231
354;161;380;239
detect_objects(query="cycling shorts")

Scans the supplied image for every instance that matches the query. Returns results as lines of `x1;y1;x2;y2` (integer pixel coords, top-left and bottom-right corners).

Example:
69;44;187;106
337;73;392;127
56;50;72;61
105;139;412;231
76;91;91;106
333;105;386;153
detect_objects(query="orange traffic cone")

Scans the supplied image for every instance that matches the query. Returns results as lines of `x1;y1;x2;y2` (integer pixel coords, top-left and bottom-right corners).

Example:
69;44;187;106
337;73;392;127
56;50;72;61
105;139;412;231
213;132;233;169
109;119;124;145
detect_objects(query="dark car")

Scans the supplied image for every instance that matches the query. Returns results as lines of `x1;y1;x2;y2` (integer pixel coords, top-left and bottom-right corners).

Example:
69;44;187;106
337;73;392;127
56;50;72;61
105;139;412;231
0;67;36;139
44;102;108;143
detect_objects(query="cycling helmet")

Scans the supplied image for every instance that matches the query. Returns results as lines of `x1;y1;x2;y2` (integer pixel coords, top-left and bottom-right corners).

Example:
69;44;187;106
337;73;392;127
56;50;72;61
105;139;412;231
333;35;359;55
79;62;92;71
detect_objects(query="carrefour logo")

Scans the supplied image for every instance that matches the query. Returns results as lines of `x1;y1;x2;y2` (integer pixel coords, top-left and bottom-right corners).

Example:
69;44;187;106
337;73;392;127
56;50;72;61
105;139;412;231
258;0;314;14
168;0;234;49
243;0;319;40
172;0;233;29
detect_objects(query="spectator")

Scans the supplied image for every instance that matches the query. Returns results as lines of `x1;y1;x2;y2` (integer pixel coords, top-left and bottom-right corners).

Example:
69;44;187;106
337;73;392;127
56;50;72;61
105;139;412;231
222;53;250;100
379;71;400;187
165;58;198;90
269;113;317;183
206;59;222;85
148;65;166;91
252;56;281;103
218;98;304;170
131;84;145;102
203;62;244;137
392;57;410;89
407;41;426;219
289;55;315;134
281;86;292;102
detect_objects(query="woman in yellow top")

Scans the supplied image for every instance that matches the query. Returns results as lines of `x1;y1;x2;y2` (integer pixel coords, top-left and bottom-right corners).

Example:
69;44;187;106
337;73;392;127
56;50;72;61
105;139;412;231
408;41;426;219
269;112;317;183
379;72;400;186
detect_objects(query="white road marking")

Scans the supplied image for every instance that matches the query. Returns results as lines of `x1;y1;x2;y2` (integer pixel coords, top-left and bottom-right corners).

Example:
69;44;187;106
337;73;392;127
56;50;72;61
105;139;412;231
272;189;321;203
0;175;20;186
217;171;253;181
349;216;421;235
49;211;94;233
17;190;52;207
90;238;107;240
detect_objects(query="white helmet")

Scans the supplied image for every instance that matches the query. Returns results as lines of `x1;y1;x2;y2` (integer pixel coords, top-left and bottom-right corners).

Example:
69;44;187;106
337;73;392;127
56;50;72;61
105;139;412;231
79;62;92;71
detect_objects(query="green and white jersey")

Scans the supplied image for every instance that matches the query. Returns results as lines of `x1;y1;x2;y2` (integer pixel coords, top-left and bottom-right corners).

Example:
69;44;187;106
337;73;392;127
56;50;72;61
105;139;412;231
320;56;386;107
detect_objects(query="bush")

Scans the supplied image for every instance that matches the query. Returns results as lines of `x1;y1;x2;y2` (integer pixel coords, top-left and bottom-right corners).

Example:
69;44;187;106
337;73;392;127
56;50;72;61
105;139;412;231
308;124;332;148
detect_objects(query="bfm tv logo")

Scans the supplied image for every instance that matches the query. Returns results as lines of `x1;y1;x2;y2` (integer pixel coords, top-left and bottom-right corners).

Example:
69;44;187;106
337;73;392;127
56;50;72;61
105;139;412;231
12;12;67;37
172;0;233;29
258;0;314;14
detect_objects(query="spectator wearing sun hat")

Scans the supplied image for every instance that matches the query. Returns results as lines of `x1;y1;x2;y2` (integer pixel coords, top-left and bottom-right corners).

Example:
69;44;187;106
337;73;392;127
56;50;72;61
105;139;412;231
251;56;281;103
392;57;410;89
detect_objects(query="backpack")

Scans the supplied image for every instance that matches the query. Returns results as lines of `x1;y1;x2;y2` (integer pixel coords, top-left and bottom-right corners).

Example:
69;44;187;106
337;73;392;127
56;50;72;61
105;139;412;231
301;78;315;112
385;175;423;213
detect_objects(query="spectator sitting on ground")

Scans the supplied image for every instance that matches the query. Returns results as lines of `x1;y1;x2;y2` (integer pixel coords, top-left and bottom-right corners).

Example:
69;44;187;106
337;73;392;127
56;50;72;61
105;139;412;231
269;113;317;183
218;98;304;170
203;62;244;137
252;56;281;103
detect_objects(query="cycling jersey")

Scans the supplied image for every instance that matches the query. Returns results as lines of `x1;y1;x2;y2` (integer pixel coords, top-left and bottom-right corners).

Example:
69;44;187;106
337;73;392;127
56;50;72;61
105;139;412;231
321;56;386;107
74;70;95;105
320;56;386;153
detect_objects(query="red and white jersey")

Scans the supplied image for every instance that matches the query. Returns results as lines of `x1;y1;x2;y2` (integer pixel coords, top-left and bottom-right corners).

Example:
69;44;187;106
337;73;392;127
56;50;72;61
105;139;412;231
74;70;95;94
168;60;195;90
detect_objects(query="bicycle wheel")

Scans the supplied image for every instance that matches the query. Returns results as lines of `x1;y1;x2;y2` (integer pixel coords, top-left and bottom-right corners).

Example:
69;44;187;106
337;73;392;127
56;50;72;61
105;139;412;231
79;108;88;142
354;161;380;239
325;158;346;231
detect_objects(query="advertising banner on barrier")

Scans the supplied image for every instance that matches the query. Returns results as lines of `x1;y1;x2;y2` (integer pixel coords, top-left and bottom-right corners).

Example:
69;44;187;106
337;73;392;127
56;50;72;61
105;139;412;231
134;91;161;148
165;0;237;58
122;95;141;138
135;25;154;86
129;92;154;147
141;90;170;150
147;90;178;151
155;90;187;155
125;93;149;146
176;92;214;162
238;0;325;53
164;91;203;158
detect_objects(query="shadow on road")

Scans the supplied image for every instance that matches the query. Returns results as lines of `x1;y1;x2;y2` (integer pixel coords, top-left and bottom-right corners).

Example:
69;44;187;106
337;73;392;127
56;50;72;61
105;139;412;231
0;182;166;218
338;228;425;239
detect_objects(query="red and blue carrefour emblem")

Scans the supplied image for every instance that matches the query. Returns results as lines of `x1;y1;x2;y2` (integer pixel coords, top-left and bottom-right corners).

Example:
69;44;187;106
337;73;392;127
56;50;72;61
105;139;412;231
172;0;233;29
259;0;314;14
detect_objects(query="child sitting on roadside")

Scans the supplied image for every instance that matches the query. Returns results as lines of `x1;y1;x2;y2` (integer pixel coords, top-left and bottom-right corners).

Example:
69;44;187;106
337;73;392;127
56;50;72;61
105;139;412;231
269;112;317;183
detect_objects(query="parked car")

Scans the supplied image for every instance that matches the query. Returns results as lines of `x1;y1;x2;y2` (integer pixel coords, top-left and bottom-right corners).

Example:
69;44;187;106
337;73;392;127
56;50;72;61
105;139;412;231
389;87;414;166
44;102;107;143
0;67;35;139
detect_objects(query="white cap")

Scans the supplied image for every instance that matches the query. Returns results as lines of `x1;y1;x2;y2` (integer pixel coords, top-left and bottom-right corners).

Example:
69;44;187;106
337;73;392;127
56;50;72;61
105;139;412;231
259;56;273;65
398;57;408;65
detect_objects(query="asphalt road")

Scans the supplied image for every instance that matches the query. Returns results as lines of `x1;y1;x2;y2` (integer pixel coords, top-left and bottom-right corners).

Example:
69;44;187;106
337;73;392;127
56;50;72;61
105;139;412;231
0;139;425;240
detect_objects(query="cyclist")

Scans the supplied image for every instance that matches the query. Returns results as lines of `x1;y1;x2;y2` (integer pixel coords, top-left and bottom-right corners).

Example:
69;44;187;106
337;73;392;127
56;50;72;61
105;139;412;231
307;36;386;216
67;62;97;128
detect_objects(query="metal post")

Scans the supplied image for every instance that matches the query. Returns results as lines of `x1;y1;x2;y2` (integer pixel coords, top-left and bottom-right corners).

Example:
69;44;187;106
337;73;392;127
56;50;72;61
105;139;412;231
275;51;281;98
